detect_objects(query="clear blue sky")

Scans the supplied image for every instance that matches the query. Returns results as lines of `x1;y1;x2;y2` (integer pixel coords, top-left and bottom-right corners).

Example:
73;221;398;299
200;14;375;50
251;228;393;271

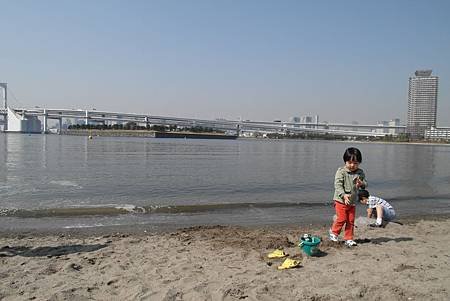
1;0;450;125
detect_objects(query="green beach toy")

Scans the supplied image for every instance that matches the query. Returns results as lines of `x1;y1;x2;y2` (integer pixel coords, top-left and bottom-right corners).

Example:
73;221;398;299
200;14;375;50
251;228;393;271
299;235;321;256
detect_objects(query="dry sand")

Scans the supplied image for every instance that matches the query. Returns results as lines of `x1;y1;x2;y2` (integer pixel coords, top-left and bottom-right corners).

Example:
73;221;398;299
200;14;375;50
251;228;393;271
1;217;449;301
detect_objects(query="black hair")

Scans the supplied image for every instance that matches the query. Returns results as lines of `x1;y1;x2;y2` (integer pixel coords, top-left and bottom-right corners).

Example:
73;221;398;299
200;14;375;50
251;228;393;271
358;189;370;200
343;147;362;163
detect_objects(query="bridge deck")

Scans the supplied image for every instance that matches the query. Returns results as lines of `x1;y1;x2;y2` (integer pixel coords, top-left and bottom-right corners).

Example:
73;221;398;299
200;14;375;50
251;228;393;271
2;107;405;137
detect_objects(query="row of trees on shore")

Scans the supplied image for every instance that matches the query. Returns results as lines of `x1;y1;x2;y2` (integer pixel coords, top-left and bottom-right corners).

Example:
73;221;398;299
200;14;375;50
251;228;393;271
262;132;419;142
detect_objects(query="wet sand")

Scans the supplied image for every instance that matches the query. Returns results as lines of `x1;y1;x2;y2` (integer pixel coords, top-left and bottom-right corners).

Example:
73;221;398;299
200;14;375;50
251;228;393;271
1;216;449;300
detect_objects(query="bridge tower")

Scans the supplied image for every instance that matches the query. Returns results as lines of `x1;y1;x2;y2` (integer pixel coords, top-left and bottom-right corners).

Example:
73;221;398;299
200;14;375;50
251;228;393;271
0;83;6;109
0;83;7;131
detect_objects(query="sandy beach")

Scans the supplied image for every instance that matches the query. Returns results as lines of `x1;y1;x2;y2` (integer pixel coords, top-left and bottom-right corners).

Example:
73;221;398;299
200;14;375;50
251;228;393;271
1;216;449;301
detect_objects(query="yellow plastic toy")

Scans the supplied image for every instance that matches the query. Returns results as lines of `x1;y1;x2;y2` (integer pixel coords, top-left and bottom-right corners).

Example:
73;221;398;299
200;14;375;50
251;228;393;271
277;258;301;270
267;249;287;259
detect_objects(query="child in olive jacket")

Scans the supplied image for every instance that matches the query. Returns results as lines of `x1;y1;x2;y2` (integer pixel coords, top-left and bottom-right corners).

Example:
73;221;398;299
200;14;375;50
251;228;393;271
329;147;367;247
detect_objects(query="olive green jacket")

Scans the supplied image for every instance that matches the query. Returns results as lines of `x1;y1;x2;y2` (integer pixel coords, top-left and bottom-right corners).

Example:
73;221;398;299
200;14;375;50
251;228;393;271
333;166;367;205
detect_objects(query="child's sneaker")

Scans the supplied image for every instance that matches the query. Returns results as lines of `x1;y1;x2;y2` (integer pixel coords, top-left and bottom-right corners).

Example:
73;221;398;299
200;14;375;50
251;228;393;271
328;229;339;242
369;223;382;228
344;240;357;247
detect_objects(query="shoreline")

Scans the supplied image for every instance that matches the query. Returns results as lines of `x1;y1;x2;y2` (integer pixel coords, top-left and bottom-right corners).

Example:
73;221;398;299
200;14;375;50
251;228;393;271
1;212;449;238
1;215;449;300
4;131;447;146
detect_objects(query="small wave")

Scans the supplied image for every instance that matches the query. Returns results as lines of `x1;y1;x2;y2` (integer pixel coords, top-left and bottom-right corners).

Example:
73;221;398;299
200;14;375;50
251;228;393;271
62;222;131;229
142;202;328;214
115;205;146;213
49;180;81;188
0;207;128;218
0;208;17;216
63;224;102;229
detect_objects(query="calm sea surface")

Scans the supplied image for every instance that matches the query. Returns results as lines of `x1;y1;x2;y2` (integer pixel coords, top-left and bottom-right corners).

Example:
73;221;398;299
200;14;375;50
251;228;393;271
1;133;449;231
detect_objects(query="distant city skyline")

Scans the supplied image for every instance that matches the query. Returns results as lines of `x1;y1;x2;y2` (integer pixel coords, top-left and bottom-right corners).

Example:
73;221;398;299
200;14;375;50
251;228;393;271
1;1;450;126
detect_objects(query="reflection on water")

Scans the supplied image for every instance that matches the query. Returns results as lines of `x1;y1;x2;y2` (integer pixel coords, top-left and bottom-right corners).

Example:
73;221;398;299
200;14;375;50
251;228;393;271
0;133;449;227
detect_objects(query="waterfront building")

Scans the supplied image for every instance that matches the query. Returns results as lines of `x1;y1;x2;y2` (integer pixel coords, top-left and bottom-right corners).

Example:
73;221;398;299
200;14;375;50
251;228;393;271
388;118;400;135
301;116;312;129
376;119;401;135
407;70;438;138
424;127;450;141
300;115;319;129
314;115;319;129
288;116;301;128
376;121;389;134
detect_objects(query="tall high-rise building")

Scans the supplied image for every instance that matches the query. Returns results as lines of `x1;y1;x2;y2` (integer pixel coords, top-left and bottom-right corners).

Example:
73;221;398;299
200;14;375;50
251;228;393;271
407;70;438;138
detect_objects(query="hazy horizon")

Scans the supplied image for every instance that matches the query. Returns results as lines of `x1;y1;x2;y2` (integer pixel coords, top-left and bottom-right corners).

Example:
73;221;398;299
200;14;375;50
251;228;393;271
1;0;450;126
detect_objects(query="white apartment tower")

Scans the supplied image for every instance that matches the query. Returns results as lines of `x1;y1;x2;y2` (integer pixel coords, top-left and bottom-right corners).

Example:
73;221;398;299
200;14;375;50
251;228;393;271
407;70;438;138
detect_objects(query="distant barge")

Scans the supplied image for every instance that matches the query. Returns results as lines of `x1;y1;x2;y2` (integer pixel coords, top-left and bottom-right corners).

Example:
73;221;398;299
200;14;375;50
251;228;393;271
62;129;238;140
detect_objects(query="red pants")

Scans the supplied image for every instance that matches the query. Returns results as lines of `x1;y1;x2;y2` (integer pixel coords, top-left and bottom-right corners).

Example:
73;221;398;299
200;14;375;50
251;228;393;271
331;201;355;240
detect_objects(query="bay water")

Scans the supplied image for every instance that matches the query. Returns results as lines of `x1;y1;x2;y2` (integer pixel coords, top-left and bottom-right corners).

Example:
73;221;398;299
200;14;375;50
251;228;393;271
1;133;449;231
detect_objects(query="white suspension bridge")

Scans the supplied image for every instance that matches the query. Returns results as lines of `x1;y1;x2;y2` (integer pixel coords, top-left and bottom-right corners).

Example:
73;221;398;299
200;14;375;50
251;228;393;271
0;83;405;137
